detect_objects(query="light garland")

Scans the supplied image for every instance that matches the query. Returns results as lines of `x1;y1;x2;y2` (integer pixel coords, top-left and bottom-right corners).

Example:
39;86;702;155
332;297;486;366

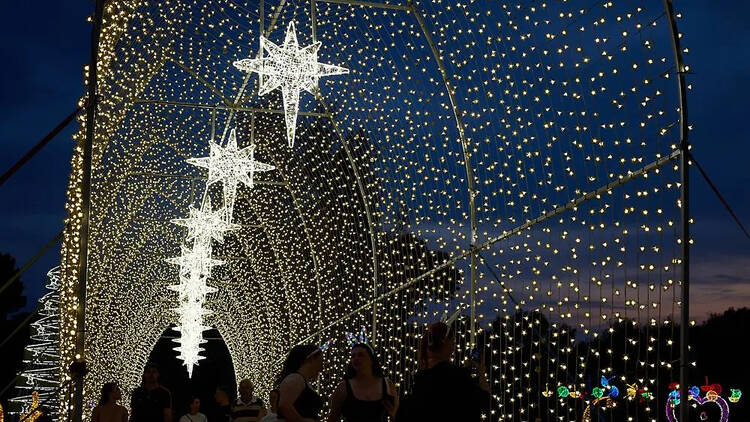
56;1;694;420
19;391;42;422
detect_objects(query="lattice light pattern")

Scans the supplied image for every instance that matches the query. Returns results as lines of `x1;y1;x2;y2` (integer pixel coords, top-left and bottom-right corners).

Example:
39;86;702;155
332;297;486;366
58;1;691;421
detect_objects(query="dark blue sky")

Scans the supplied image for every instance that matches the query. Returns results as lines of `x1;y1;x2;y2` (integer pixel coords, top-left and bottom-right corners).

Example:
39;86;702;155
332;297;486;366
0;1;748;320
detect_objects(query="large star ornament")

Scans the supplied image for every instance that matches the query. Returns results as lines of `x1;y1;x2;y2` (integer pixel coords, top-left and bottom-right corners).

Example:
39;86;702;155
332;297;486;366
187;128;275;216
233;21;349;147
171;198;240;245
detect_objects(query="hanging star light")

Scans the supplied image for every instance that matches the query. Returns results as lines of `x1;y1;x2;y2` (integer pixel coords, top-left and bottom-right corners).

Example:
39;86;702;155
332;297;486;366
168;274;217;298
169;269;215;377
187;128;275;216
171;199;240;245
172;318;210;378
166;244;225;280
233;21;349;147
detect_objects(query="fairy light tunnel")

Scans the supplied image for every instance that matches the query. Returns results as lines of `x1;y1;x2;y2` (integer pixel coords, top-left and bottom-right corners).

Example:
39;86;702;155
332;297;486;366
56;0;698;420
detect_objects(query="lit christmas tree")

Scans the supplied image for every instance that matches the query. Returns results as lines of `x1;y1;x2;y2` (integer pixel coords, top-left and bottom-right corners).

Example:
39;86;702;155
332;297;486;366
9;267;61;417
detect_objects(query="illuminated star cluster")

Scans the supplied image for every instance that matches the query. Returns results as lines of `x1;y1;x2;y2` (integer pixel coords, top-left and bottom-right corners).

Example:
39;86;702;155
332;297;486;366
168;127;274;376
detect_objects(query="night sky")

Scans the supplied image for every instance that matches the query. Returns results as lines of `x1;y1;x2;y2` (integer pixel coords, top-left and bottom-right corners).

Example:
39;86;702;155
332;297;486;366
0;1;748;322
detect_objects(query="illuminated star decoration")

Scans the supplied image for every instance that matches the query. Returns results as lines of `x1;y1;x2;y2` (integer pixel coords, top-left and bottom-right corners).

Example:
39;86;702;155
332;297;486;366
187;128;275;217
165;241;221;377
233;21;349;147
168;127;274;377
171;198;240;245
166;244;225;280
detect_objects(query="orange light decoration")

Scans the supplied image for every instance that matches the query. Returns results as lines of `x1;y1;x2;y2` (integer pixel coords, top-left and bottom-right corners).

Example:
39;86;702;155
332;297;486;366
20;391;42;422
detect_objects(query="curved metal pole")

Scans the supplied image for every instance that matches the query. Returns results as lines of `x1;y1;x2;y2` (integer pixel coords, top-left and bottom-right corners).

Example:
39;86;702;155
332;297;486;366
662;2;690;421
309;0;381;345
291;150;680;345
250;112;325;344
409;1;479;345
315;97;381;346
73;0;104;420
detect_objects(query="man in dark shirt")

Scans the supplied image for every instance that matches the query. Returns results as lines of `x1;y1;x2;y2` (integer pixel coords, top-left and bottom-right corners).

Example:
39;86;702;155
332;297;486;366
130;363;173;422
212;386;233;422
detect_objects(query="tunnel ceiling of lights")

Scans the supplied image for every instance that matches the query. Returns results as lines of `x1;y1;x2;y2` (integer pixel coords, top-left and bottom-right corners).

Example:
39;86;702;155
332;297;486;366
58;0;692;420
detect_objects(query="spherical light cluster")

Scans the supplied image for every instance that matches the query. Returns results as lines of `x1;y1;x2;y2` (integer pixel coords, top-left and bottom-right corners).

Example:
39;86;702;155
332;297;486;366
57;1;690;421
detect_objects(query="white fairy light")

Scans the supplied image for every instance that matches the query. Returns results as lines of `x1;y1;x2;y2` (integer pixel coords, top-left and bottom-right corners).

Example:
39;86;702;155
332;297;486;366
187;128;275;216
234;21;349;147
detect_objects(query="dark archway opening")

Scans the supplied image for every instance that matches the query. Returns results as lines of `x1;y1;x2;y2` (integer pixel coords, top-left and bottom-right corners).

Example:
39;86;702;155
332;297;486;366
146;327;237;421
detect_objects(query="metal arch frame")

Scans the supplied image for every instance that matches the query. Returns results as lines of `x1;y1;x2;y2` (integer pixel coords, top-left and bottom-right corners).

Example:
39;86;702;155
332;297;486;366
407;0;480;346
317;98;382;345
662;1;691;421
249;112;326;344
309;0;480;344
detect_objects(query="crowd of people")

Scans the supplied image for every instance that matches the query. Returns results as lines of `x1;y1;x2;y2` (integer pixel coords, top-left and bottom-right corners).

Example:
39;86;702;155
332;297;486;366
92;322;489;422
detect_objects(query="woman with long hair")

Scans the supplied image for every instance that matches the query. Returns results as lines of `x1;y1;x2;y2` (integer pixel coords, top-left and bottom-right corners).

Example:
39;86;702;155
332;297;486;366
276;344;325;422
326;343;398;422
92;382;128;422
395;322;490;422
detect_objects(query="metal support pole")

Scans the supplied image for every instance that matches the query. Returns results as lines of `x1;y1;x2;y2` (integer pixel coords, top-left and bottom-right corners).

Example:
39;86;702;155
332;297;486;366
72;0;104;421
318;0;410;11
410;1;479;345
662;1;690;421
315;97;380;347
311;0;317;42
210;107;217;142
259;0;264;35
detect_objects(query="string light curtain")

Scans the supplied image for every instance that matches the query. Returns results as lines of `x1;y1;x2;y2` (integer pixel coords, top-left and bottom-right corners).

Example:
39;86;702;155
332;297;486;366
58;0;690;420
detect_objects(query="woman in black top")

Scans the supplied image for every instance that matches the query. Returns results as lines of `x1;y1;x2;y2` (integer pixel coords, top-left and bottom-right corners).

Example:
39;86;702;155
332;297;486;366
327;344;398;422
395;322;490;422
277;344;325;422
